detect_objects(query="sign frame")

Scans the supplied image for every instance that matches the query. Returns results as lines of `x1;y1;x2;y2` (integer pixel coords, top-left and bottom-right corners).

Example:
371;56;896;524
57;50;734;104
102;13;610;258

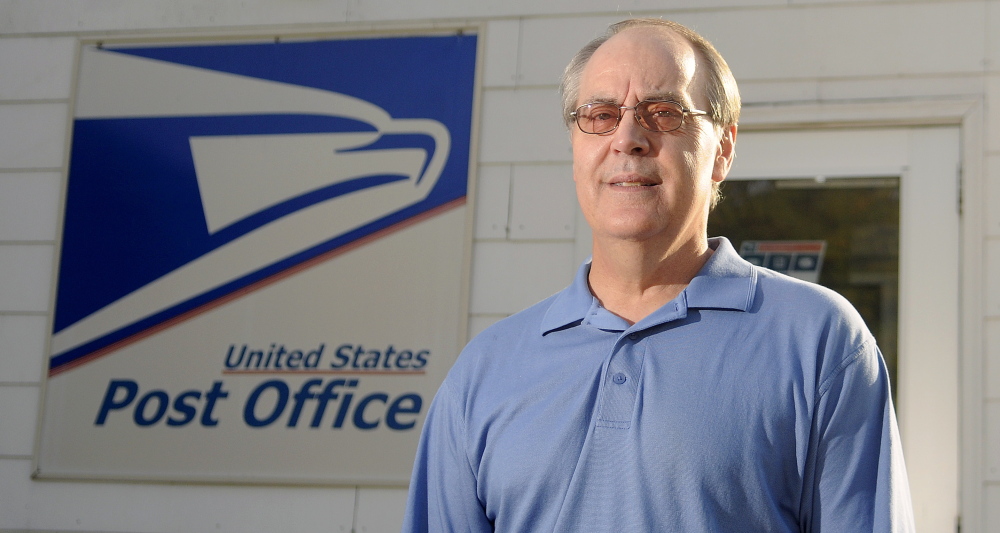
33;24;483;487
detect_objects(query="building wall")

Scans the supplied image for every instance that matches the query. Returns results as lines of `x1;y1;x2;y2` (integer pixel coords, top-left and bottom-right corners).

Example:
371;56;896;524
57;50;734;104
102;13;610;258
0;0;998;531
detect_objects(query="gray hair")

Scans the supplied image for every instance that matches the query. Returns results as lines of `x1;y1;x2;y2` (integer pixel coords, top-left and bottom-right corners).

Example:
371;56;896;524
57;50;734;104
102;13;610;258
559;18;741;132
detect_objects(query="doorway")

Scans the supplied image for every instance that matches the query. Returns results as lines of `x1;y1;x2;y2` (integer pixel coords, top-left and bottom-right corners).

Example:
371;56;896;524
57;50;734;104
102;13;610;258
718;127;960;531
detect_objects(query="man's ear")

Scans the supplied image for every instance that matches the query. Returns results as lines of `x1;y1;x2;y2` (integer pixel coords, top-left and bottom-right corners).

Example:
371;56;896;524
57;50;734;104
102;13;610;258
712;124;737;184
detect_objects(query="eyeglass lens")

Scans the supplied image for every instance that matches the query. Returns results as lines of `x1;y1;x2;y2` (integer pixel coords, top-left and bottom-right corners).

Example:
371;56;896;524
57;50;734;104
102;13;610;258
576;101;686;134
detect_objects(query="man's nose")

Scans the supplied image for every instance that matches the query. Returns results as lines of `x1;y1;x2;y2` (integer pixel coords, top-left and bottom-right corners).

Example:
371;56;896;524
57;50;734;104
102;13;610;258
612;109;651;155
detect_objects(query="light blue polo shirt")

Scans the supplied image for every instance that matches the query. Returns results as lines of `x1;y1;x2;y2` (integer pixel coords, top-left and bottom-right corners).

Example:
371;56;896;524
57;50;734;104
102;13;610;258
403;237;914;532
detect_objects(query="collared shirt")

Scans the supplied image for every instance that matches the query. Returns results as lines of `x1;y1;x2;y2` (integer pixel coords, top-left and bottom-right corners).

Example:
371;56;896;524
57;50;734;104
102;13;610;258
402;237;914;532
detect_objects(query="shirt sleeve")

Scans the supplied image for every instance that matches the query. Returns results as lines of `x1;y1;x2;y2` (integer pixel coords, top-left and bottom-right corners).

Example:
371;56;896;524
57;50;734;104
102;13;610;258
401;378;493;533
801;339;915;532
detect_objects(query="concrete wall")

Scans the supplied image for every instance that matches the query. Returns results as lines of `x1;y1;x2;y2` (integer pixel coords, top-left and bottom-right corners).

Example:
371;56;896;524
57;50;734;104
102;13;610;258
1;0;998;531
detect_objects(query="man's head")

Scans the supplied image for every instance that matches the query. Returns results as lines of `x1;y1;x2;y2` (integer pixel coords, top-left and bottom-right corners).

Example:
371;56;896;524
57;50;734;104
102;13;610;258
560;19;740;214
562;19;739;252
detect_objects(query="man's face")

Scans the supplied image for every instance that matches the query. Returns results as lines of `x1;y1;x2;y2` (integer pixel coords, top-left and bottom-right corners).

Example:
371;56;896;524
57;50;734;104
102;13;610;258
571;27;735;250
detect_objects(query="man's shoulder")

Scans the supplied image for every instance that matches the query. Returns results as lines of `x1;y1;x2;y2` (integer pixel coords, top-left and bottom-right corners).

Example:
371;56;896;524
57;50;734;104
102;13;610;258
464;292;562;354
440;291;566;402
750;264;859;318
701;237;858;321
747;265;876;363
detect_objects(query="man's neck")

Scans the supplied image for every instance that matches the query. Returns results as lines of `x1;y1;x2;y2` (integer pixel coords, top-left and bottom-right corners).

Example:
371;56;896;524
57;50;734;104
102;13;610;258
587;236;713;325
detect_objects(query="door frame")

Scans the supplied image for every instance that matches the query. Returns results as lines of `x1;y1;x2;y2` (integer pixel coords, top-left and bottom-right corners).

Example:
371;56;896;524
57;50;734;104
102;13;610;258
738;98;984;532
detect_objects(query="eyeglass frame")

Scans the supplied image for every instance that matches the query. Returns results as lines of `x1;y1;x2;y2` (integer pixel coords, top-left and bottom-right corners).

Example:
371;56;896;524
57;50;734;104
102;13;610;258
569;100;710;135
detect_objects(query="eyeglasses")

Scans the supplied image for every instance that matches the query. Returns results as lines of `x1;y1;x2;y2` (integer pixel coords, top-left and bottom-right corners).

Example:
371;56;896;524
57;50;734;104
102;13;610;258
570;100;709;135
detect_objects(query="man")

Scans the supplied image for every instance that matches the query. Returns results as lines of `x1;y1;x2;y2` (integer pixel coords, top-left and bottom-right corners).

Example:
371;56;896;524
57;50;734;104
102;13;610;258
402;18;914;532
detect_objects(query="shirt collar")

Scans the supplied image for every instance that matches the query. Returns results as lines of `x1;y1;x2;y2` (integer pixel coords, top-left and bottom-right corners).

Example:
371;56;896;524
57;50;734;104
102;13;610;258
540;237;757;335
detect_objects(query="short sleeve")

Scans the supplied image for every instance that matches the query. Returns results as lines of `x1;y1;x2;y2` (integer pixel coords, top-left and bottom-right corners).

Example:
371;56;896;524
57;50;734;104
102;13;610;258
801;340;915;532
401;379;493;533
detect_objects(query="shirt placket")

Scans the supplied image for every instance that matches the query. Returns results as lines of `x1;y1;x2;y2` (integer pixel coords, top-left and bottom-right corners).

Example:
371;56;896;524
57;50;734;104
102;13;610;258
595;332;645;430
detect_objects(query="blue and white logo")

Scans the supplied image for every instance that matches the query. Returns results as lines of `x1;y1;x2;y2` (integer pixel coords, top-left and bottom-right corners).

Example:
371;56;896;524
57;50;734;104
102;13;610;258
50;36;477;374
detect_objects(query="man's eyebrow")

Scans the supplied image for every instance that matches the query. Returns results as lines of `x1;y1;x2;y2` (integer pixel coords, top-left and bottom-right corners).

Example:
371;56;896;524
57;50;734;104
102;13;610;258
643;92;690;105
580;96;619;105
580;92;693;107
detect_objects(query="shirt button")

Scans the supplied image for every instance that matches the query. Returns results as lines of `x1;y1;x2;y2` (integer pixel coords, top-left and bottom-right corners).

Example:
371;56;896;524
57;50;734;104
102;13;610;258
628;333;638;340
612;372;627;384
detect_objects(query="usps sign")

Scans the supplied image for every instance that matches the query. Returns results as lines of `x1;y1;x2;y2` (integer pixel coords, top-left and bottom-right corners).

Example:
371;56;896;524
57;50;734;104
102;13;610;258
36;33;478;484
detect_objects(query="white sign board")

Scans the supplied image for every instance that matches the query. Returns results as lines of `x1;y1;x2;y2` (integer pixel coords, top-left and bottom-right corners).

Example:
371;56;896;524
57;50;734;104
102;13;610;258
37;33;478;485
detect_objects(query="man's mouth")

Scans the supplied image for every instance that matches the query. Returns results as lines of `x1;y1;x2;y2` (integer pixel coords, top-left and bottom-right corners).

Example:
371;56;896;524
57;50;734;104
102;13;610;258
608;169;659;187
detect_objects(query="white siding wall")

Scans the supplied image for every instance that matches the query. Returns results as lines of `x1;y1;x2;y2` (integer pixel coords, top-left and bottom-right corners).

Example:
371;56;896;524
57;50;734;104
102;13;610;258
0;1;998;531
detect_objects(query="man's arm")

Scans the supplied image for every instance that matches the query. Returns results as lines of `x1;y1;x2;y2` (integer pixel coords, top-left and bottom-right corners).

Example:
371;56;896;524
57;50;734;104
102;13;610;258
801;340;915;532
401;379;493;533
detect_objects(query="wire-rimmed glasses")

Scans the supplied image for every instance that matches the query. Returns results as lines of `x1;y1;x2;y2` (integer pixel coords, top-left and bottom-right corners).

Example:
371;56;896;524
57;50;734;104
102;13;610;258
570;100;709;135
